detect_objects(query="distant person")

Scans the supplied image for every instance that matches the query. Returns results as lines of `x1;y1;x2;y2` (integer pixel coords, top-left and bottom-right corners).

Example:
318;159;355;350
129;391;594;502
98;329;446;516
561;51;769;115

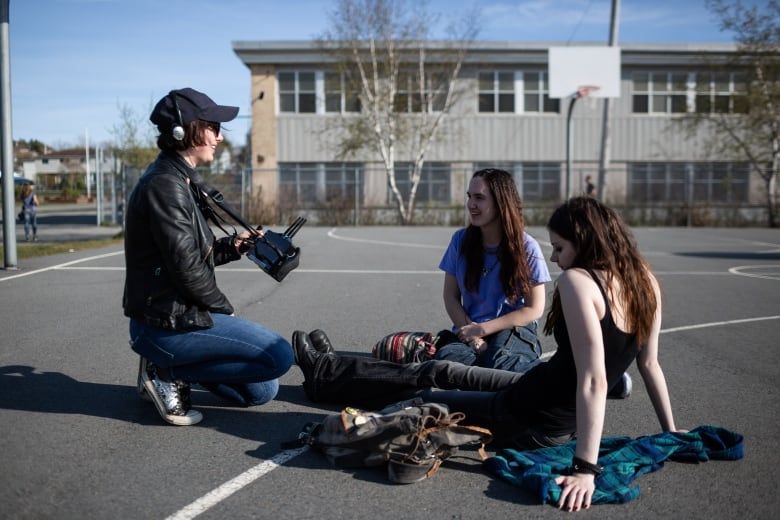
291;196;681;511
123;87;293;426
433;168;550;372
19;182;39;241
584;175;596;198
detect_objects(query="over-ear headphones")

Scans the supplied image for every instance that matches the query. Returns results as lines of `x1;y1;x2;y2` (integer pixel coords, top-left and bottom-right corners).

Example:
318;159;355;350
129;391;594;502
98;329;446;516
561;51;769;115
170;92;185;141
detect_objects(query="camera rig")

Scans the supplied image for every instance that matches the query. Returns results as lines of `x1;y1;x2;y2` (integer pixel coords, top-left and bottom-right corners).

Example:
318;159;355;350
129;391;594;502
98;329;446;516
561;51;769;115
191;180;306;282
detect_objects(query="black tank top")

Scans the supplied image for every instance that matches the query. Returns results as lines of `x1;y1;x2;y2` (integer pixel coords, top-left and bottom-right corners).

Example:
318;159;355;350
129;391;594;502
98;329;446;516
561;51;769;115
507;270;639;436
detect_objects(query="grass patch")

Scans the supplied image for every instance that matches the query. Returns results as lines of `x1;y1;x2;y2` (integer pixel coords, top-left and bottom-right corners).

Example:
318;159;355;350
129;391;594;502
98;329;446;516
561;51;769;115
1;236;123;259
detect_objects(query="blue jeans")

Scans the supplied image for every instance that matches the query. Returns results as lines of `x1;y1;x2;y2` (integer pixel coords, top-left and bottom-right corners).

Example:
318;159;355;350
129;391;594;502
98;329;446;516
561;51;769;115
433;322;542;372
129;313;293;406
23;210;37;237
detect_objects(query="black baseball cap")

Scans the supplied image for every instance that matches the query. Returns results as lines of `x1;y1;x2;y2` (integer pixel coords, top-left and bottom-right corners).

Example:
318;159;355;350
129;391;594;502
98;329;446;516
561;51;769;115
150;87;239;132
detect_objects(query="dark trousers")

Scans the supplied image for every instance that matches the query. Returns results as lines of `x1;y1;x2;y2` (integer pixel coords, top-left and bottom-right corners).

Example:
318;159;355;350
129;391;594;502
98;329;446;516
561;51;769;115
305;355;570;449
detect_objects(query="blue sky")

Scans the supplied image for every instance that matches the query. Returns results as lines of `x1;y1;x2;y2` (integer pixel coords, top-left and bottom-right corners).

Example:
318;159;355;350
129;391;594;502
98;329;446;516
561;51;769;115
8;0;737;149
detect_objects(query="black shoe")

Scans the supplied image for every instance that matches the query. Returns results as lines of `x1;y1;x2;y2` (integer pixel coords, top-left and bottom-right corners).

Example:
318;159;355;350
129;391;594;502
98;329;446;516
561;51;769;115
292;330;320;381
309;329;335;354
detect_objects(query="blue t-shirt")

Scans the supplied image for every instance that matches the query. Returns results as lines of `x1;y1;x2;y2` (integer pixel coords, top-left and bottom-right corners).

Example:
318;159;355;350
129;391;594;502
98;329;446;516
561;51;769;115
438;228;550;325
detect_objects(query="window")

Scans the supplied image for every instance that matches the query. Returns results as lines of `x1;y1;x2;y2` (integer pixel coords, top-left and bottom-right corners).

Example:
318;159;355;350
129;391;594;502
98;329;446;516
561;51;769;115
325;163;364;204
692;162;749;202
478;71;514;113
478;71;559;113
390;162;450;204
632;72;688;114
518;162;560;200
394;72;448;113
279;163;364;205
475;162;560;200
695;72;748;114
279;71;316;113
279;163;318;204
628;163;687;202
523;72;560;113
325;72;361;113
628;162;749;203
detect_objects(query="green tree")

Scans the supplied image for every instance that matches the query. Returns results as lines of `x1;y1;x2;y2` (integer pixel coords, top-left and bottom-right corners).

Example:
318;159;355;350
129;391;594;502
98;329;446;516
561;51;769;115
687;1;780;227
318;0;479;224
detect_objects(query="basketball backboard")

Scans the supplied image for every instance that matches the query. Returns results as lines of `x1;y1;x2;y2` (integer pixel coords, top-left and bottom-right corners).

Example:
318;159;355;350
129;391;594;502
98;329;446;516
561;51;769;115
548;46;621;99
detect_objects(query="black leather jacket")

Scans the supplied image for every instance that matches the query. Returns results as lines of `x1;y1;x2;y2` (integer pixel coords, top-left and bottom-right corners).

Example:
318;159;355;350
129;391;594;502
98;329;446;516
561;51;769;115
122;151;241;330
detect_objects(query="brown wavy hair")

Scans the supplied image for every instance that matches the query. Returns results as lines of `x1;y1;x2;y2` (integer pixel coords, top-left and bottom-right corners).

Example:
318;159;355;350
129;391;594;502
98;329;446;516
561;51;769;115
461;168;532;303
542;197;657;348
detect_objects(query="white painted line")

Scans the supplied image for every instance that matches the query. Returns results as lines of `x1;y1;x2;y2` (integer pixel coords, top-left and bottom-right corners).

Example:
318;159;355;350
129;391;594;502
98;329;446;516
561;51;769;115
53;266;125;271
326;227;445;249
660;315;780;334
165;446;309;520
0;251;124;282
728;265;780;281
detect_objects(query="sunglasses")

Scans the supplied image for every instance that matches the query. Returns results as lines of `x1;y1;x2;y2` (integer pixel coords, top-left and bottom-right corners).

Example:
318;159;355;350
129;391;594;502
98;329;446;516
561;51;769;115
207;122;221;136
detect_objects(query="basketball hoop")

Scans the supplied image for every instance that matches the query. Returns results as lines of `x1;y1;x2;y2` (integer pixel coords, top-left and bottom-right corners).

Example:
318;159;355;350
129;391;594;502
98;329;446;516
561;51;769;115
576;85;601;98
576;85;601;110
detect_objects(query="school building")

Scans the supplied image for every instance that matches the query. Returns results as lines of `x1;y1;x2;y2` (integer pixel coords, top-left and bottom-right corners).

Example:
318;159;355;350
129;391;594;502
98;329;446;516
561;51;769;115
232;40;764;225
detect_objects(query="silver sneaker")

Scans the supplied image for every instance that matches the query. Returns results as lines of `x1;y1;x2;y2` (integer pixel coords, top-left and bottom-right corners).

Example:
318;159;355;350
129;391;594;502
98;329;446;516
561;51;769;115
141;361;203;426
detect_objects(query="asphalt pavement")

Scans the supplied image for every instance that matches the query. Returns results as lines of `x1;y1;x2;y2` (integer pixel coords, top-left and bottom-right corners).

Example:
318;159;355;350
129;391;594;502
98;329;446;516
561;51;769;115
1;207;778;519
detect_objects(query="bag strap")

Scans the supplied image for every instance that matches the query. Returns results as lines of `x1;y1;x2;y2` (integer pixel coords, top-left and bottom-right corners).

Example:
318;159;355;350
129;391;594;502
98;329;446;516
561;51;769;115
189;179;259;237
189;178;306;244
420;411;494;461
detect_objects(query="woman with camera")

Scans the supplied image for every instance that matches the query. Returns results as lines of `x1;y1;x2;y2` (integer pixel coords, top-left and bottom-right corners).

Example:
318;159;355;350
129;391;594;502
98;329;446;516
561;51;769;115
123;88;293;426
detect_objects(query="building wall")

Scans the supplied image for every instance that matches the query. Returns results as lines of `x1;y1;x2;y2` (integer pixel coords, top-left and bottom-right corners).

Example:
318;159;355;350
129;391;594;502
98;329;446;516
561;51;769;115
250;64;279;205
235;41;765;214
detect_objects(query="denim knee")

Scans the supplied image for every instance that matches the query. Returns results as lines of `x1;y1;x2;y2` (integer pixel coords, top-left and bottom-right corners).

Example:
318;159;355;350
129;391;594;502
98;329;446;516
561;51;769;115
434;342;477;366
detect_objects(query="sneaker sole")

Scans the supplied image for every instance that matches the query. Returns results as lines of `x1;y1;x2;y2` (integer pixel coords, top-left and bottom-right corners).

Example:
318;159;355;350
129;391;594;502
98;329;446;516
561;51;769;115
140;370;203;426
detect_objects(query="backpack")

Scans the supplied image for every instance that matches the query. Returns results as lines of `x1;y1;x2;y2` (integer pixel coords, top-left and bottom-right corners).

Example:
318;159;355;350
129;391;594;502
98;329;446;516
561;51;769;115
283;399;492;484
371;329;457;364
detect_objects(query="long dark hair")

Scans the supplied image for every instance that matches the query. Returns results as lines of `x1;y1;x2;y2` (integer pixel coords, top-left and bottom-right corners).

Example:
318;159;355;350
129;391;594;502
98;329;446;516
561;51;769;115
461;168;531;303
542;197;657;347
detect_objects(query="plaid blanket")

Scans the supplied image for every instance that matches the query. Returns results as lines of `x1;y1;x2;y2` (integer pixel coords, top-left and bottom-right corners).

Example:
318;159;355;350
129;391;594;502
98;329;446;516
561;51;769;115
484;425;743;505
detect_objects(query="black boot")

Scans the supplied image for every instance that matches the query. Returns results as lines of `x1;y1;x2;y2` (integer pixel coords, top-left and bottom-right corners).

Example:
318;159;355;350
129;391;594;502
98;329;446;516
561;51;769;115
292;330;320;382
309;329;335;354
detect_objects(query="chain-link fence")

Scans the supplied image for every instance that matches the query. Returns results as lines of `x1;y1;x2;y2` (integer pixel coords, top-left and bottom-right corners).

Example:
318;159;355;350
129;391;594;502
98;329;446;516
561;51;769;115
104;163;769;228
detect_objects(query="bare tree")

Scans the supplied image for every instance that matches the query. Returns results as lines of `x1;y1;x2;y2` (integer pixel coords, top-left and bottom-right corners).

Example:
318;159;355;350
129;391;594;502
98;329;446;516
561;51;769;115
318;0;478;224
110;102;157;170
684;1;780;227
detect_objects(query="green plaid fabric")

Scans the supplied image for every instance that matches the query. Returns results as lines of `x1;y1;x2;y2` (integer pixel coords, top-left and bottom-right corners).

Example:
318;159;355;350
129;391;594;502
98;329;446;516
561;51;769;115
485;425;743;505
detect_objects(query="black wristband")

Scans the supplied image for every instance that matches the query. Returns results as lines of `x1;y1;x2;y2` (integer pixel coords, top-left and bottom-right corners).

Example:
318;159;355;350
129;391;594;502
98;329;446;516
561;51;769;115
571;456;604;476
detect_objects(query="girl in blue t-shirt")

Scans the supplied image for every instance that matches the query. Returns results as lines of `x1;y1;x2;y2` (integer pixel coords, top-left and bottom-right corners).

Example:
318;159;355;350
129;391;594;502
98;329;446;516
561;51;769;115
435;168;551;372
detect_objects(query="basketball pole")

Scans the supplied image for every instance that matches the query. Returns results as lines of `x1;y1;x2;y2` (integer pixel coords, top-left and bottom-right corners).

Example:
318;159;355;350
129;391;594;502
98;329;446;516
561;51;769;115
565;94;577;200
597;0;621;200
566;87;595;200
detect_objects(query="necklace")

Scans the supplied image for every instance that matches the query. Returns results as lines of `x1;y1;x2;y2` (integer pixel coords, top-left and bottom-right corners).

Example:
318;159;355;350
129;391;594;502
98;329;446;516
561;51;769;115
482;254;499;277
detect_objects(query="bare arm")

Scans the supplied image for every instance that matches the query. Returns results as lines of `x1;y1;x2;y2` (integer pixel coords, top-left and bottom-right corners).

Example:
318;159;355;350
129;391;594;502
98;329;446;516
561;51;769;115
636;275;678;432
442;273;470;329
554;269;609;511
458;282;546;340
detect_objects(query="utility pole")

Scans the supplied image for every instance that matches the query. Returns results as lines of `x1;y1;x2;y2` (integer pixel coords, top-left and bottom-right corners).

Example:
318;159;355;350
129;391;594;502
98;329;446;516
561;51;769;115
1;0;17;269
597;0;620;201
